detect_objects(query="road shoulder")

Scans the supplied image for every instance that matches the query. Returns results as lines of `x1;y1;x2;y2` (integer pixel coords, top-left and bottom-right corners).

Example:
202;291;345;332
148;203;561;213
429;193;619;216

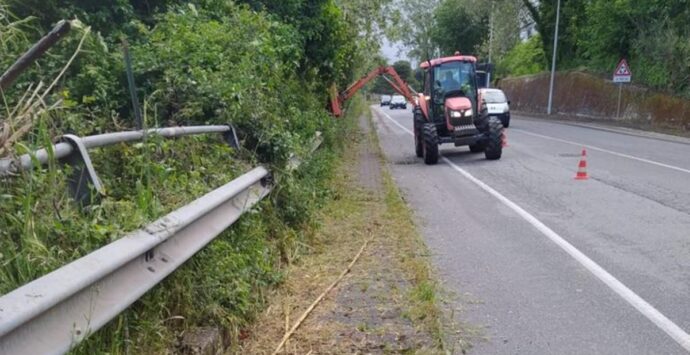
236;110;454;354
514;112;690;144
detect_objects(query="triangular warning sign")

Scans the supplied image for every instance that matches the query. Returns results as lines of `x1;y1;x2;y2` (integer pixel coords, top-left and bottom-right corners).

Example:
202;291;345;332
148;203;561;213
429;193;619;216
614;59;631;76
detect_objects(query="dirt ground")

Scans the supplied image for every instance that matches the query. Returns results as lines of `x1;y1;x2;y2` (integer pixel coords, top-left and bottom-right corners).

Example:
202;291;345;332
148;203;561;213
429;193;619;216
235;113;450;354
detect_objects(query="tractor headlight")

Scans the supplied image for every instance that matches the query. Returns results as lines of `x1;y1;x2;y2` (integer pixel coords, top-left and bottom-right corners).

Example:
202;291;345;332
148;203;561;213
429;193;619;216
450;109;473;118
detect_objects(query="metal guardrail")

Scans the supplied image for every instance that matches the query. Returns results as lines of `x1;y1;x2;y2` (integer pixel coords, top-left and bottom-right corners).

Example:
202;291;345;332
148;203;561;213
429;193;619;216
0;167;271;354
0;131;322;354
0;125;239;204
0;125;237;174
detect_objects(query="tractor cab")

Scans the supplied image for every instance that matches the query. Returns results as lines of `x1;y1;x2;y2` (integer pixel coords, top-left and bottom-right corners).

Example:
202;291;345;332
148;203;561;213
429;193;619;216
422;57;479;135
412;53;504;164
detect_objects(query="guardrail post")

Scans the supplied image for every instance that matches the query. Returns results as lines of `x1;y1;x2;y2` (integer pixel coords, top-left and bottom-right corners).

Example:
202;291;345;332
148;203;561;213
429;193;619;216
59;134;104;205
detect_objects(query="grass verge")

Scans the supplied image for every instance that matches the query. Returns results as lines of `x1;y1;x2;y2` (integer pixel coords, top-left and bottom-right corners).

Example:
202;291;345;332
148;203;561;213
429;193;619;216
238;99;451;354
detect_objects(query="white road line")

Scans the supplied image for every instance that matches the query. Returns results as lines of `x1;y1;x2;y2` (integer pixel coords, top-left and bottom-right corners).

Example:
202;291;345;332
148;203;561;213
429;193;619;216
373;107;414;134
512;128;690;175
373;107;690;352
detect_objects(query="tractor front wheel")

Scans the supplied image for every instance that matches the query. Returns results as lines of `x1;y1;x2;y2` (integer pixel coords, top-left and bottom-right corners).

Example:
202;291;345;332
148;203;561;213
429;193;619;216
422;123;439;165
484;117;503;160
414;128;423;157
469;143;485;153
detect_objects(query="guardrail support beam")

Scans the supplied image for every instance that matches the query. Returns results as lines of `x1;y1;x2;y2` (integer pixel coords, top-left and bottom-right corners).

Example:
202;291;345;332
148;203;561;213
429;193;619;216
222;124;240;149
59;134;104;205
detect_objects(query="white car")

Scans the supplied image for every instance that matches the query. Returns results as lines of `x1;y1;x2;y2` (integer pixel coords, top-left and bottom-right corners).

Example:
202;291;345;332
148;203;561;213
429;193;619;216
389;95;407;109
480;88;511;127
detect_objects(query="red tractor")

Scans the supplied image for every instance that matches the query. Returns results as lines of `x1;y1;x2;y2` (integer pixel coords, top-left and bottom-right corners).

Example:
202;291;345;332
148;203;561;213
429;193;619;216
331;53;503;165
413;53;503;164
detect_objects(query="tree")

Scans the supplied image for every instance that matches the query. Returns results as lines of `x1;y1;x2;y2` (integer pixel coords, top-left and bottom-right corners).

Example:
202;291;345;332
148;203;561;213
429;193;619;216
387;0;442;62
392;60;412;81
529;0;587;68
477;0;524;61
5;0;184;40
497;34;546;76
393;59;420;90
431;0;488;56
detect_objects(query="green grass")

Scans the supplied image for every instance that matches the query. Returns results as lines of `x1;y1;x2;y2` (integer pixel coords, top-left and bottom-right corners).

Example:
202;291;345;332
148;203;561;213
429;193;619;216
0;2;369;353
0;110;345;354
365;105;468;353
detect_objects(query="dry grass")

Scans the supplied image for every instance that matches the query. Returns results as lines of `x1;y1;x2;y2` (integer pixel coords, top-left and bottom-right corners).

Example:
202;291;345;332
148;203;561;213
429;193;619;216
0;20;89;158
235;108;448;354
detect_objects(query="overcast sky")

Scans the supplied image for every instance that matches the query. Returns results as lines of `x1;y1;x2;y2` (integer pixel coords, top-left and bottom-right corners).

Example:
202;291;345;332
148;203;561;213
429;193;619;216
381;37;413;65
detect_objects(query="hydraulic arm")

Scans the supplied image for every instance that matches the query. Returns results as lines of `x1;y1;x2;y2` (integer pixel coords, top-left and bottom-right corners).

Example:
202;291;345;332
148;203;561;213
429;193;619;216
330;66;415;117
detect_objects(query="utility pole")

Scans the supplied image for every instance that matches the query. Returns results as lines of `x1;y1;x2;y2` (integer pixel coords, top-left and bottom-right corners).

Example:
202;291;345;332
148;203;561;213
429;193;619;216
547;0;561;115
487;0;495;88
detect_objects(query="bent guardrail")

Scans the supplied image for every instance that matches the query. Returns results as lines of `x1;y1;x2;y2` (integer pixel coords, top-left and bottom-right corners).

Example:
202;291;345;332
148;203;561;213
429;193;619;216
0;127;321;354
0;125;240;204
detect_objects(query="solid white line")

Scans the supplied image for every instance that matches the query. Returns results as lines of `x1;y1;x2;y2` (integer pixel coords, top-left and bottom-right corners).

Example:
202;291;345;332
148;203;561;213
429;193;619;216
373;107;414;134
373;106;690;352
512;128;690;175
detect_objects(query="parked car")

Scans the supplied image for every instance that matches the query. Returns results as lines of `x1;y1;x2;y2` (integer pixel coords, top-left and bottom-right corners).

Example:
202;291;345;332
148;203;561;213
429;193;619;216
380;95;392;106
389;95;407;109
480;88;510;127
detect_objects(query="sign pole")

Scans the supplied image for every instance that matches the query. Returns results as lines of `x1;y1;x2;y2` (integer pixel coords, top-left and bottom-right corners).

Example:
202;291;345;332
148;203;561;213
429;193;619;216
487;0;494;88
616;83;622;119
547;0;561;115
612;58;631;119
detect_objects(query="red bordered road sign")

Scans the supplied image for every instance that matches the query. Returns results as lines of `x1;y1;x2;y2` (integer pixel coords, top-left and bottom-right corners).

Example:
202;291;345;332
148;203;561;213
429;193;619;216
613;59;631;83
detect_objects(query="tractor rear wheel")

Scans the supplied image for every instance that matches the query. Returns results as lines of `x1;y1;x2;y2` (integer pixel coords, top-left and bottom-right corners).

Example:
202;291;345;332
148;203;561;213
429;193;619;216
484;117;503;160
422;123;439;165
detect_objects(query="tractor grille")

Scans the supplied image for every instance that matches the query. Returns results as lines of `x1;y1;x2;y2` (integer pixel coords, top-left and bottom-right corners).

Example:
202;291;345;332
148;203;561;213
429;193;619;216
451;116;477;136
453;124;477;136
450;115;473;127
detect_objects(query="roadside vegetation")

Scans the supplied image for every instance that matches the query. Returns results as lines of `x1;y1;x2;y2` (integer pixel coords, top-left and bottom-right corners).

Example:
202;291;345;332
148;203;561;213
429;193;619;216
239;97;460;354
387;0;690;97
0;0;399;352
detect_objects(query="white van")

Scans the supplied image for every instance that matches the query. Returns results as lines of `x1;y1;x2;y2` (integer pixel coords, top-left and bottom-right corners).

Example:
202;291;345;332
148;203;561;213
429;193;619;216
480;88;510;127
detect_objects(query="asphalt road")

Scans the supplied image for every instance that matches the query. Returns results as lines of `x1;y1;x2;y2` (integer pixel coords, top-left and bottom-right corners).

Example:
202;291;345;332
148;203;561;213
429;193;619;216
371;106;690;354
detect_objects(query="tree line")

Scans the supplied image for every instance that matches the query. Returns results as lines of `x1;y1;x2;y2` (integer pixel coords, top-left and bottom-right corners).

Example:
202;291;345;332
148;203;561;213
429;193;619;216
385;0;690;96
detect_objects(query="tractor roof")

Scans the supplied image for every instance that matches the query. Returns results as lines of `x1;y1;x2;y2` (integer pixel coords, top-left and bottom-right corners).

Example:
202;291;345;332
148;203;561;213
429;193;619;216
420;55;477;69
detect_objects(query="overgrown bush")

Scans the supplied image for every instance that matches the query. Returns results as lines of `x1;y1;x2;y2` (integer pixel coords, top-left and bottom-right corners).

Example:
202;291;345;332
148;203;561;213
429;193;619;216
0;0;365;352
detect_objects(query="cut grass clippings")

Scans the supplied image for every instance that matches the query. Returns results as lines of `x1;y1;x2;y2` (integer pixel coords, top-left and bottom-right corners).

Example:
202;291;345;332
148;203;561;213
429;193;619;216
237;100;451;354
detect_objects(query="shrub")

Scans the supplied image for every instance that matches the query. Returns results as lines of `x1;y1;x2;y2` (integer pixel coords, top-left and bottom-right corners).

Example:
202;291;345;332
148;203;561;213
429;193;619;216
497;35;547;77
0;0;360;352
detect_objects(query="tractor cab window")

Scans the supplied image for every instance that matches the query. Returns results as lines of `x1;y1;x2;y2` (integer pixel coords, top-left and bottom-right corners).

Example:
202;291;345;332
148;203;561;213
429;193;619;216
433;61;476;103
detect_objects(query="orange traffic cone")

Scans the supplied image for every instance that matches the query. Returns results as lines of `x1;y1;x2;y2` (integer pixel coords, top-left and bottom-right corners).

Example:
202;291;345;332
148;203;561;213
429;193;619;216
501;130;508;147
575;148;588;180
